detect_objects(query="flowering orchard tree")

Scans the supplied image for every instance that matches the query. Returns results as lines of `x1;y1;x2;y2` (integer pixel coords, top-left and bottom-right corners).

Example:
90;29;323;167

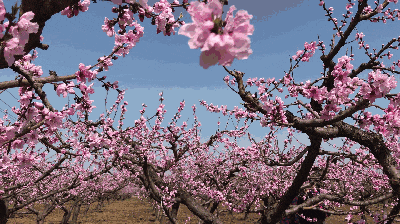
204;0;400;223
0;0;184;222
114;0;400;223
2;0;400;224
0;0;252;223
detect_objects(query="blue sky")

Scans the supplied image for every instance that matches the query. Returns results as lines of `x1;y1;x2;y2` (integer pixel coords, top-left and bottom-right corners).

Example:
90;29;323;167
1;0;400;168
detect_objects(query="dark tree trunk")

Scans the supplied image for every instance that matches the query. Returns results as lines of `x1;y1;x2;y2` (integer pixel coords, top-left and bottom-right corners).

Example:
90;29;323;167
60;197;82;224
82;203;90;216
60;207;72;224
0;199;7;224
70;200;82;224
36;202;57;224
209;201;219;214
95;198;105;212
169;202;180;223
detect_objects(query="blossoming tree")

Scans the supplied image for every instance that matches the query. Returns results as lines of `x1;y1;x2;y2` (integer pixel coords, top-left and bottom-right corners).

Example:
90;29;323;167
2;0;400;224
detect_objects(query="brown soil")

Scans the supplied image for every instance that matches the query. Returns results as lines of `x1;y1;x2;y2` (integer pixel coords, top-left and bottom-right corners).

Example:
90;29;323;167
7;197;259;224
6;198;400;223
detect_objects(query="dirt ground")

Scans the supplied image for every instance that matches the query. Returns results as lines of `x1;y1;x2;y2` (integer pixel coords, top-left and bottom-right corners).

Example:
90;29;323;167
7;197;259;224
6;197;400;223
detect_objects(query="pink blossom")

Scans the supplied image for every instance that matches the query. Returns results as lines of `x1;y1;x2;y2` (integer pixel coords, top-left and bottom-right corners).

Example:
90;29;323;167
154;7;180;36
4;38;24;66
98;56;113;71
320;102;342;120
75;63;97;83
112;22;143;56
363;5;373;14
179;0;253;69
138;8;146;22
12;139;25;150
0;0;5;21
388;51;393;59
15;51;43;77
303;86;327;103
346;2;354;10
56;83;68;98
61;0;90;18
16;152;35;168
0;155;10;170
292;42;317;62
154;0;171;14
112;81;119;89
79;0;90;12
34;102;44;110
119;9;134;27
102;17;115;37
45;111;63;130
377;4;383;13
369;70;397;96
79;82;95;97
56;82;75;98
4;126;17;140
355;32;365;40
3;11;39;66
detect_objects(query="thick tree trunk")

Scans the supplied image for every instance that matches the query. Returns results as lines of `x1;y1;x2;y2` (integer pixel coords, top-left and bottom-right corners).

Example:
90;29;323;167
209;202;219;214
60;207;72;224
82;203;90;216
60;197;81;224
0;199;7;224
95;199;105;212
168;202;180;223
36;201;57;224
159;203;180;224
70;200;82;224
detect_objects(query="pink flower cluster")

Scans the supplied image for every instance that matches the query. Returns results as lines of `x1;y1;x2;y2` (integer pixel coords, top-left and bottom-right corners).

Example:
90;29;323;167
56;82;76;98
291;41;318;62
178;0;254;69
113;22;144;57
98;56;113;71
102;17;115;37
15;50;44;77
75;63;98;83
153;0;180;36
360;69;397;103
119;8;134;27
0;0;39;66
101;0;150;41
60;0;90;18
